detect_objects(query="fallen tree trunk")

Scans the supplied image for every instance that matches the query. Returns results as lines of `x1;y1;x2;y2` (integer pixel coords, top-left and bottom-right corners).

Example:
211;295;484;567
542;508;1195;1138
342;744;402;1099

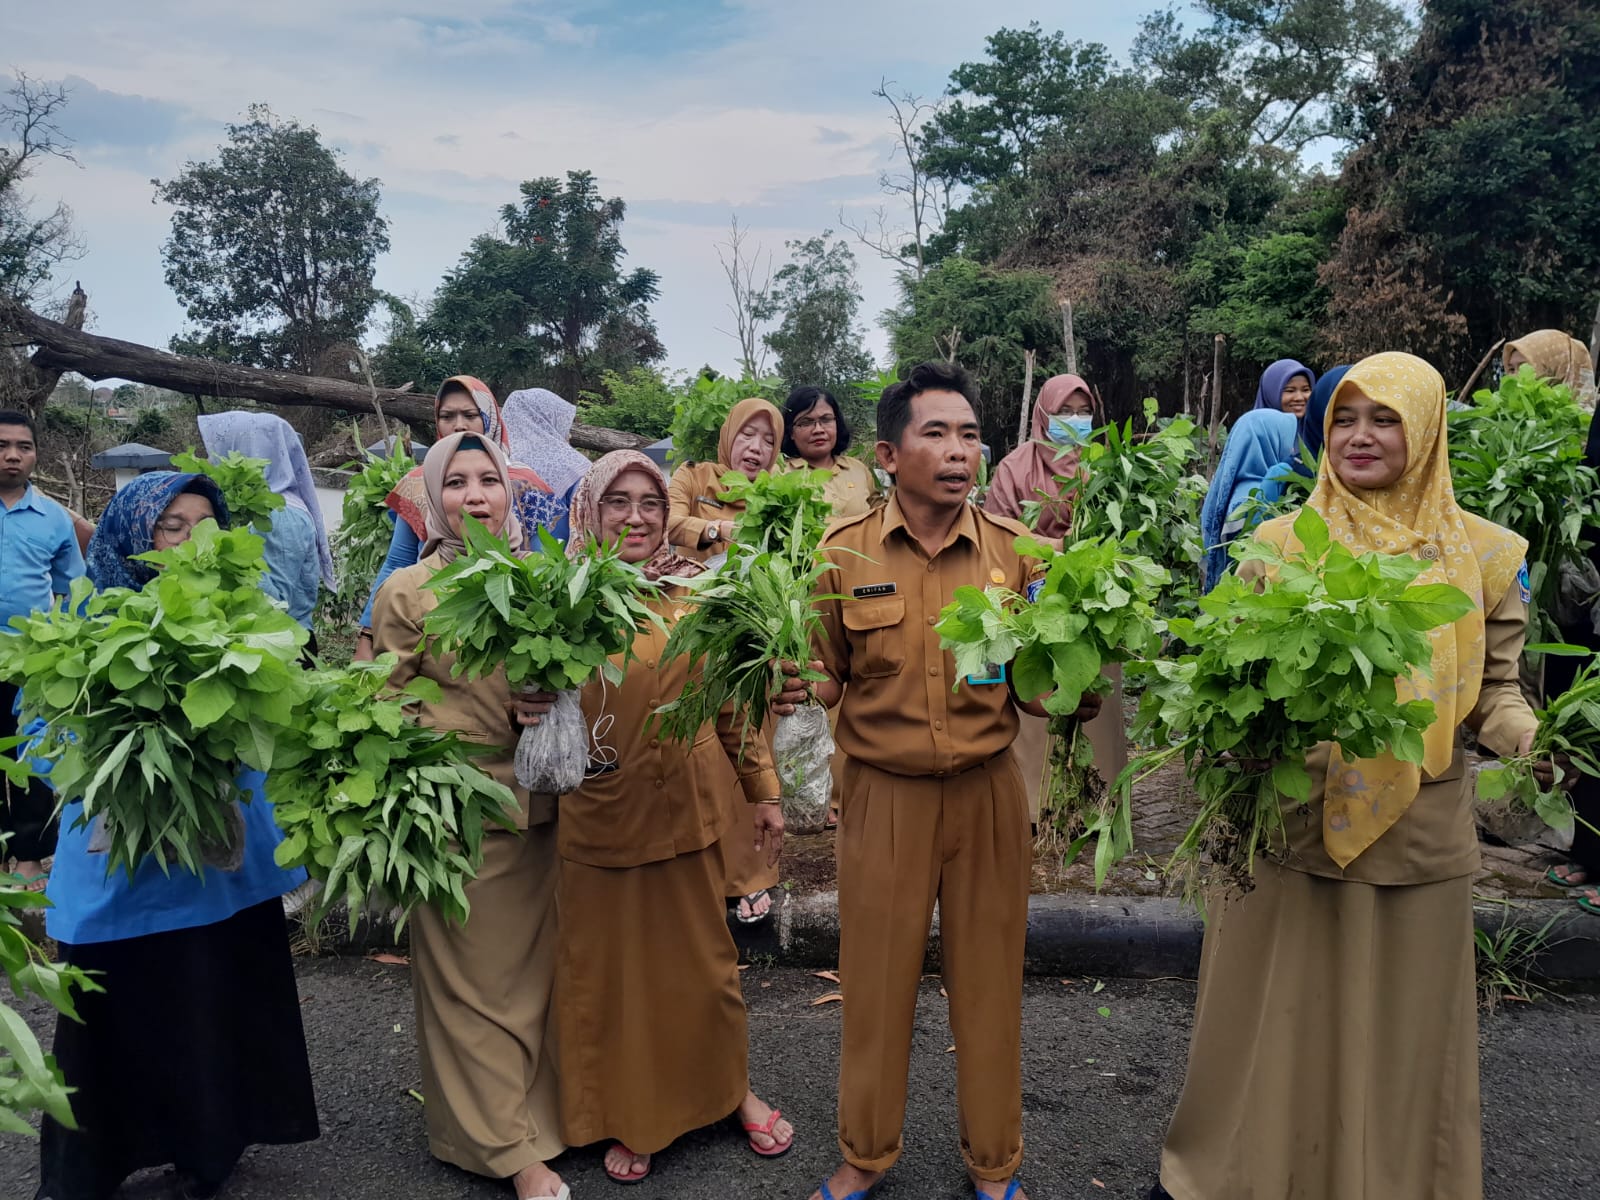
17;283;88;414
0;297;649;454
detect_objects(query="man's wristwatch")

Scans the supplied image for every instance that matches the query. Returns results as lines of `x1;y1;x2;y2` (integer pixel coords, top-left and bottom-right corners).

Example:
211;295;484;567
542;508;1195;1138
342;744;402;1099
705;523;722;543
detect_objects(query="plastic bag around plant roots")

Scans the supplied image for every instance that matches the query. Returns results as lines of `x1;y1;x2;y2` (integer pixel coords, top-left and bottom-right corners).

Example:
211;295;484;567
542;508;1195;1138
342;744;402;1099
774;704;833;833
515;688;587;795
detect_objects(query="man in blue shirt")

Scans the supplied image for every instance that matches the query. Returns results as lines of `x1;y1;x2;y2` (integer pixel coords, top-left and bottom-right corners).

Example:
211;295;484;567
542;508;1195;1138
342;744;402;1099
0;409;85;889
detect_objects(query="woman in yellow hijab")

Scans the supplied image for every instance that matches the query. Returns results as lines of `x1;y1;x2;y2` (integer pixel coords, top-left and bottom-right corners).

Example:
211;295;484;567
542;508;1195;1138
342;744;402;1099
1152;352;1544;1200
1504;329;1598;409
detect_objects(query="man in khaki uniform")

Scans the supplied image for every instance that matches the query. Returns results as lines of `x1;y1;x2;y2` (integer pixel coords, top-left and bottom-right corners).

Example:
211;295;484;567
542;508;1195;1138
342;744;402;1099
776;362;1099;1200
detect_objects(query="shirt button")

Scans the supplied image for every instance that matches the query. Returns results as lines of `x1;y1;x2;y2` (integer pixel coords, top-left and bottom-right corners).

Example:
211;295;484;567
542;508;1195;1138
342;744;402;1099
654;779;665;789
934;720;943;731
926;562;936;572
926;616;936;626
928;666;939;677
649;739;660;749
1420;544;1440;561
646;660;657;669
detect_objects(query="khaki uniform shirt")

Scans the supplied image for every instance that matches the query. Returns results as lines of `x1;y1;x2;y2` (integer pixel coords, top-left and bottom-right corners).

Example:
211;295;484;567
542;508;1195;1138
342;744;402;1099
371;554;554;828
813;495;1041;778
788;454;880;520
666;461;744;562
562;591;781;869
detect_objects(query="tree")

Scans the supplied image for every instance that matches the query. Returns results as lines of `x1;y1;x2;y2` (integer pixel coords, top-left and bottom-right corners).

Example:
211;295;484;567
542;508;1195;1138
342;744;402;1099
886;257;1062;452
714;216;772;378
576;366;678;440
423;171;664;400
152;105;389;374
762;232;875;402
839;80;951;283
1133;0;1413;152
1321;0;1600;375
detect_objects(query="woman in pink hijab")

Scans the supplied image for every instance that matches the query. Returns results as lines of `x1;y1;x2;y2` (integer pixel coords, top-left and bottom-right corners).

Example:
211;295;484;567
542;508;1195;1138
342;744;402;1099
984;374;1100;540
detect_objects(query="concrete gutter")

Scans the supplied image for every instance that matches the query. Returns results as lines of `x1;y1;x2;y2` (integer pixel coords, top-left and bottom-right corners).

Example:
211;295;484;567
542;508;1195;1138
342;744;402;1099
278;889;1600;983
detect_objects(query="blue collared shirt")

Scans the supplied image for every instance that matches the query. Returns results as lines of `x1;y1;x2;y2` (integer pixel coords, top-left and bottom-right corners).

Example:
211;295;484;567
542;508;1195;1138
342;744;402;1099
0;485;85;630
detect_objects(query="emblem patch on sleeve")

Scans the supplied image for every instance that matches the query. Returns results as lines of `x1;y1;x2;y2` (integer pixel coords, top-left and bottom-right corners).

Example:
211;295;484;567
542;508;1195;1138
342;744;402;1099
1517;562;1532;605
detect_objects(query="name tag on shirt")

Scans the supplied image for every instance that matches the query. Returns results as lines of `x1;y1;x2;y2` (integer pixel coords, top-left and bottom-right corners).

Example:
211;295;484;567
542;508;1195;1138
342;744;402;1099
967;663;1006;686
852;582;897;599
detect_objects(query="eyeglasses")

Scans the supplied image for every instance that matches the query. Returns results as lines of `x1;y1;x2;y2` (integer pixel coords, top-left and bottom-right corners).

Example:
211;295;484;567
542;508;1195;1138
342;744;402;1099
153;518;197;536
598;495;667;519
793;415;836;432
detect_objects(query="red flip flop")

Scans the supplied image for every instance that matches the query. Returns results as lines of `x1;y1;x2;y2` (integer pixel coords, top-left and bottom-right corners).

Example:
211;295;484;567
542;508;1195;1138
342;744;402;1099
604;1143;651;1184
743;1107;794;1158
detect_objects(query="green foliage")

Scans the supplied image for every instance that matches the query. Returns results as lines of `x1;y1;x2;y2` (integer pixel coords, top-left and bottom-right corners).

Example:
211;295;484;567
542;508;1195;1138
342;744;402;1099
886;257;1062;447
577;367;679;440
329;439;415;621
421;520;661;693
1123;508;1475;905
1478;651;1600;839
761;232;875;400
1185;230;1332;365
719;467;833;550
1063;408;1208;616
667;372;785;465
1473;900;1561;1011
0;523;309;878
421;170;663;400
153;104;389;374
937;535;1168;879
652;505;833;750
1448;366;1597;645
0;877;100;1135
266;658;519;931
170;446;285;531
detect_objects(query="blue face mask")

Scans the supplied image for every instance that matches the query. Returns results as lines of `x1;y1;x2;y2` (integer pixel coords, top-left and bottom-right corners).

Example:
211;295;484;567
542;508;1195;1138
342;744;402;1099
1047;415;1093;445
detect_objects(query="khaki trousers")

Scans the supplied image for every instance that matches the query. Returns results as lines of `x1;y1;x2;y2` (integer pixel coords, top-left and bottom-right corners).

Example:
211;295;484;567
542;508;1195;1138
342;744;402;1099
410;824;565;1179
835;750;1030;1181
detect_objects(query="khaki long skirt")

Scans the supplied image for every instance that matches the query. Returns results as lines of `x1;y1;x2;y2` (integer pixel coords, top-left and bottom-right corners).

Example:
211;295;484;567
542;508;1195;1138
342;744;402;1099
410;825;564;1179
557;841;750;1154
1159;862;1482;1200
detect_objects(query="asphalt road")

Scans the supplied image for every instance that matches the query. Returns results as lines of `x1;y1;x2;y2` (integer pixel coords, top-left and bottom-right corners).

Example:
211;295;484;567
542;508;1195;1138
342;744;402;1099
4;959;1599;1199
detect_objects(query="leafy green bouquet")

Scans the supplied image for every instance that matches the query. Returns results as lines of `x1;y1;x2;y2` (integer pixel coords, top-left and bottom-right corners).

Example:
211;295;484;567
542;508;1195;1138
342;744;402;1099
1477;650;1600;842
654;474;840;828
667;374;784;465
170;447;286;531
421;521;662;794
1449;365;1599;646
330;438;415;623
0;523;309;877
267;658;519;931
936;535;1169;875
1124;508;1475;905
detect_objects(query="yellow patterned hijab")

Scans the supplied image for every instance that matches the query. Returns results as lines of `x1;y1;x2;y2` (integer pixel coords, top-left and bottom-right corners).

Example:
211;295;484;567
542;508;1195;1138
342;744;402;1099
1258;351;1527;867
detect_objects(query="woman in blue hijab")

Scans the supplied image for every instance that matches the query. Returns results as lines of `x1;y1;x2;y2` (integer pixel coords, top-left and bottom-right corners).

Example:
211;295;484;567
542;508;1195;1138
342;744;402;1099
1250;359;1317;415
36;470;319;1200
1200;410;1300;591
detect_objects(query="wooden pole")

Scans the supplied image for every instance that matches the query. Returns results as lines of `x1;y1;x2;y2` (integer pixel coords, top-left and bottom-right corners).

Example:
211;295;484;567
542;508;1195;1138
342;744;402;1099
0;297;647;453
1060;299;1078;376
1017;349;1037;445
1181;328;1192;419
1207;334;1226;472
1454;338;1506;407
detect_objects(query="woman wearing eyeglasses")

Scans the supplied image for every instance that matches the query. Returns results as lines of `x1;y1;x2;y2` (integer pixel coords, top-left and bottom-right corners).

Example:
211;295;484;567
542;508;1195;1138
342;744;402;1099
556;451;793;1186
782;386;878;518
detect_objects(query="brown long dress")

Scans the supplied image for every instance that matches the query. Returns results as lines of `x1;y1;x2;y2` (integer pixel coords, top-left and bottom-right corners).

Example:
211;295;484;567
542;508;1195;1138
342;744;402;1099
1159;581;1535;1200
372;557;564;1179
556;593;781;1153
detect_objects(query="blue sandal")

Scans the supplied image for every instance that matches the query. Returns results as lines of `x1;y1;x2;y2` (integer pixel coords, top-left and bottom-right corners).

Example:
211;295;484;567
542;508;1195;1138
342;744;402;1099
976;1182;1023;1200
819;1181;881;1200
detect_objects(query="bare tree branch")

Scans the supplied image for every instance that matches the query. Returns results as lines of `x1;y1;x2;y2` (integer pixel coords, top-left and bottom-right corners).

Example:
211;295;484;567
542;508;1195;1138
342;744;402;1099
712;216;772;377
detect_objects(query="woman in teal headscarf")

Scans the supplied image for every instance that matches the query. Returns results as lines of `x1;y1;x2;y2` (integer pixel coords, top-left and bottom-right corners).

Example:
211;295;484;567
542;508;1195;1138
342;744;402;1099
36;471;318;1200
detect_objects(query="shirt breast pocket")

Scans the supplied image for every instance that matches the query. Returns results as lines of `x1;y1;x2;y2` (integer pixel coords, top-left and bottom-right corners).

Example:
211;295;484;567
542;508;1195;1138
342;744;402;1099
843;597;907;679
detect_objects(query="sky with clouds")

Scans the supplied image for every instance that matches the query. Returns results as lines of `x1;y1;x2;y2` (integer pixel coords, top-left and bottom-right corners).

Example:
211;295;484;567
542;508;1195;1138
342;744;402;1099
8;1;1151;385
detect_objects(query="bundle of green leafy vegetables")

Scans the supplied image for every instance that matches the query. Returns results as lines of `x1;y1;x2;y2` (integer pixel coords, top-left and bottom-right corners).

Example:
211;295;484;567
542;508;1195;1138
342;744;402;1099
936;534;1169;875
666;374;784;465
170;447;285;531
421;520;662;793
718;467;834;550
329;438;416;622
267;657;519;930
0;523;309;877
0;869;99;1134
1477;649;1600;840
1120;508;1475;905
1448;365;1599;645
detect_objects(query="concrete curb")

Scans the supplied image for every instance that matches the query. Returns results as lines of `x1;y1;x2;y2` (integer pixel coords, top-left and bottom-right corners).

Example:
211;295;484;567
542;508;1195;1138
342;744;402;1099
33;887;1586;982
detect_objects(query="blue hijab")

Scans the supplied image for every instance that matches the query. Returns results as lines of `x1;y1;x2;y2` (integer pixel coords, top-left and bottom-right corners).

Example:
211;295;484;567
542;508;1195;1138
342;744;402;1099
1251;358;1316;412
1292;364;1351;477
1201;409;1298;591
85;471;229;591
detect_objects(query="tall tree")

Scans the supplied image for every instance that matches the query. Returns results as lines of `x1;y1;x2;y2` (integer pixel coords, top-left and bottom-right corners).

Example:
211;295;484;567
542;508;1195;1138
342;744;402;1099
0;73;80;310
839;80;951;284
762;232;875;401
153;104;389;374
714;216;772;378
1321;0;1600;375
423;171;663;400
